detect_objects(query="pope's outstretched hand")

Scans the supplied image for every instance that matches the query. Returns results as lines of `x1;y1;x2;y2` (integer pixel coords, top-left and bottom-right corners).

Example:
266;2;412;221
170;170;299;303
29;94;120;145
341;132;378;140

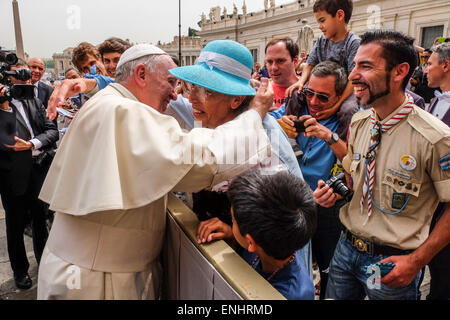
46;78;96;120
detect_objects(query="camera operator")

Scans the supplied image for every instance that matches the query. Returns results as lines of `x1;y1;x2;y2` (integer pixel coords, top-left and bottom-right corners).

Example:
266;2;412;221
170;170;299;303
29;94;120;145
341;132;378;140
270;61;358;299
28;57;53;111
0;58;58;290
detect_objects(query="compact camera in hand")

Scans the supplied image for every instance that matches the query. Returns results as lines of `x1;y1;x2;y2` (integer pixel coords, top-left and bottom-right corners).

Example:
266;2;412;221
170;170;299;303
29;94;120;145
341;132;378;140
292;119;306;133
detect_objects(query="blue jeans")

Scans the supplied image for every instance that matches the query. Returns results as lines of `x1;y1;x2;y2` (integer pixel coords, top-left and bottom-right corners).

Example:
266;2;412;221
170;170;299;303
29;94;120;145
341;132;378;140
312;204;343;299
326;233;422;300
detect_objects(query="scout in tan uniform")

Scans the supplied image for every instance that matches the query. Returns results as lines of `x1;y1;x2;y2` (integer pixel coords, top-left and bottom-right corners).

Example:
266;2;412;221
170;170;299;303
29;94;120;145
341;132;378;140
314;30;450;300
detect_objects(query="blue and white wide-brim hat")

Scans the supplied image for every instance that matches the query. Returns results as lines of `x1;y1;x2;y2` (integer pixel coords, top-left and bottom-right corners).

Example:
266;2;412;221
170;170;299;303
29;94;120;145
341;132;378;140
169;40;255;96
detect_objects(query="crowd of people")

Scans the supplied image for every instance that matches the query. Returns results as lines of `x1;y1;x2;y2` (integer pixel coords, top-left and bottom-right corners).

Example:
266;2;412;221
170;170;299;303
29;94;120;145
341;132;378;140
0;0;449;301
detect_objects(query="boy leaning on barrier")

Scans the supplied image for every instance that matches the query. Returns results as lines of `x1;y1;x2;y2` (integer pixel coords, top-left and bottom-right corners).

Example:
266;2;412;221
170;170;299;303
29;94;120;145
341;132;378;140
199;170;317;300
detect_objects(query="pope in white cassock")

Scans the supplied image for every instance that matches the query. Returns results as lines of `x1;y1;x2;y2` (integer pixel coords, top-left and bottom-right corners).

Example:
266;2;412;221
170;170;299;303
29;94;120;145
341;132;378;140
37;44;273;299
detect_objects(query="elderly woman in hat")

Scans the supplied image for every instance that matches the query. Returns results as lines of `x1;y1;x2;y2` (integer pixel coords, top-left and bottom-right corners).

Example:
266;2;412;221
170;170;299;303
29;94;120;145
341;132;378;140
168;40;313;282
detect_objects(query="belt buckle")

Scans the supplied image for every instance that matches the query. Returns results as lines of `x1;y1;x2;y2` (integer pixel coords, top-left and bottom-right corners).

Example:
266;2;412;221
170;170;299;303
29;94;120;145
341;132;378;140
351;235;373;256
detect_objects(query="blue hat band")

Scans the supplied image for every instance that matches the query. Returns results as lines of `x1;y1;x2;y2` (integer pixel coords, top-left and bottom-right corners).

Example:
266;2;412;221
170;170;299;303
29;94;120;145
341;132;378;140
197;51;252;81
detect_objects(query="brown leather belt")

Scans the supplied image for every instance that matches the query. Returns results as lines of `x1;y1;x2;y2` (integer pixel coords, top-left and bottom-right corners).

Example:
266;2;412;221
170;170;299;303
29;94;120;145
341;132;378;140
343;227;413;257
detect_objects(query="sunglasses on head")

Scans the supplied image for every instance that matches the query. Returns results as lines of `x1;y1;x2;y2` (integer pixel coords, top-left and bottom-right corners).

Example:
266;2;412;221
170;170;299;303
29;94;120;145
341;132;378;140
302;88;330;103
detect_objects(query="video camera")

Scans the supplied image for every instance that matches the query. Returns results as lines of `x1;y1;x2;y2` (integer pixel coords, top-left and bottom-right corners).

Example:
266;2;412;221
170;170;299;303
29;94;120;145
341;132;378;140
0;51;35;103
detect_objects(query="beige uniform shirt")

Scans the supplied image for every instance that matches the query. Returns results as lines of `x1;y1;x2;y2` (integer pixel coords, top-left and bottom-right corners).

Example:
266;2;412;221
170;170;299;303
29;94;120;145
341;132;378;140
340;97;450;250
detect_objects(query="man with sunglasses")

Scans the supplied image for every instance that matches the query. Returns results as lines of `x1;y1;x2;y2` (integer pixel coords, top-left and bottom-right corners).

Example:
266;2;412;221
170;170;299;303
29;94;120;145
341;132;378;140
271;61;356;298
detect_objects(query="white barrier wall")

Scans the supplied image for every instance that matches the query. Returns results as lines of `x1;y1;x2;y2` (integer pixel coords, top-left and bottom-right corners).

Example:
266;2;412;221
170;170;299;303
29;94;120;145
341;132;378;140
162;193;285;300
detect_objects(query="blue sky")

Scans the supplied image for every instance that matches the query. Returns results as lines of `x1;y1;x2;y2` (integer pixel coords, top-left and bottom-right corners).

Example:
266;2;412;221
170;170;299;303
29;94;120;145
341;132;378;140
1;0;293;59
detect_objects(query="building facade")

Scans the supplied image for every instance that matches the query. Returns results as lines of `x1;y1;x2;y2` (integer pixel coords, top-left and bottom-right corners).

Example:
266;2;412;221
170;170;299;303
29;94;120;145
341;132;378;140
52;47;74;79
158;36;202;66
198;0;450;65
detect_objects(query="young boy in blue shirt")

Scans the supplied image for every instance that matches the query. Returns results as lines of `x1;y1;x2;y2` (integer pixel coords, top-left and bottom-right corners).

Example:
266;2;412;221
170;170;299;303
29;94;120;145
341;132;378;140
288;0;360;139
227;170;317;300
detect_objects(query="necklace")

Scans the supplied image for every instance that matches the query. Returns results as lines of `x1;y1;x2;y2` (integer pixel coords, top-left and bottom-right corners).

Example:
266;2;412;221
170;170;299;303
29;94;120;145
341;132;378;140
251;252;296;281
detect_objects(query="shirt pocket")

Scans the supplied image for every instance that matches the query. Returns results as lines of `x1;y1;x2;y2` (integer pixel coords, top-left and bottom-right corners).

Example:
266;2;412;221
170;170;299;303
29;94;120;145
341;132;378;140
350;159;361;174
381;172;421;211
348;159;362;190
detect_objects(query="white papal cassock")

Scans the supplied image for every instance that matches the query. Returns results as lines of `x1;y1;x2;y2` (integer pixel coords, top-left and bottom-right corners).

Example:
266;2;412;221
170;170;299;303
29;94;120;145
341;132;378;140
37;83;271;299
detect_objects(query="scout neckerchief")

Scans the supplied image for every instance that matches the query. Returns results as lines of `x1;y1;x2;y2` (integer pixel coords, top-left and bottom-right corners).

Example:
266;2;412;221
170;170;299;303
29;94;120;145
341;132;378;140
361;94;415;223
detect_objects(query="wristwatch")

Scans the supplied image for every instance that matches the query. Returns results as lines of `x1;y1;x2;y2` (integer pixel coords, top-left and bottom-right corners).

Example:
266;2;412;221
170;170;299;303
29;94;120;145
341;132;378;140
326;132;339;146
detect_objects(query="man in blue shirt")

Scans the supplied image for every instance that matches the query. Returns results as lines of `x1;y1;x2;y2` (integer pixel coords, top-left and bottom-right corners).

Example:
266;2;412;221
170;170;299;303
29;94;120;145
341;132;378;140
271;61;357;298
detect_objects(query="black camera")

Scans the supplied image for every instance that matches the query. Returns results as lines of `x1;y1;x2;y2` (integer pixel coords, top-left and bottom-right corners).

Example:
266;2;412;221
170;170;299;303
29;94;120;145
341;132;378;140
0;51;35;103
323;172;353;202
293;119;306;133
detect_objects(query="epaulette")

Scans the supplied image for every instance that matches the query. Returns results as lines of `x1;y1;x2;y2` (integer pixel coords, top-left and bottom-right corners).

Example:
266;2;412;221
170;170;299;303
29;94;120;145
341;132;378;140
407;106;450;144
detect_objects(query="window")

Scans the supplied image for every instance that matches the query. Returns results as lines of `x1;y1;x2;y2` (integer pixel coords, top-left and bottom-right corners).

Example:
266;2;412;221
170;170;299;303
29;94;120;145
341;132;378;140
250;49;258;65
421;25;444;49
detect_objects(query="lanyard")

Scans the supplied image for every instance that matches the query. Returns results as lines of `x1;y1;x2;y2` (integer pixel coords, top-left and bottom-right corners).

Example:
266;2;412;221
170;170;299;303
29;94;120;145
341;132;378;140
363;158;411;215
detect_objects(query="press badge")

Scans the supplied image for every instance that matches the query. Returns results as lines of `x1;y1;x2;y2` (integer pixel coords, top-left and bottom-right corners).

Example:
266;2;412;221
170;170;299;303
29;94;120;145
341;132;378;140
392;193;407;209
353;153;361;161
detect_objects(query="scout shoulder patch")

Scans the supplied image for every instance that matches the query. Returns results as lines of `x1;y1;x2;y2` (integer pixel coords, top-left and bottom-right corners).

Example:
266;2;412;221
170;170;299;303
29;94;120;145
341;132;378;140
439;154;450;171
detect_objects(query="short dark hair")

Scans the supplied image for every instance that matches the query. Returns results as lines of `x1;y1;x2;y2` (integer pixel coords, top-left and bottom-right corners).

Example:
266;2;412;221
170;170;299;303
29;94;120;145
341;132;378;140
313;0;353;24
232;95;254;116
64;67;80;76
424;48;433;54
98;37;131;58
228;170;317;260
265;37;299;60
311;61;348;96
360;29;418;90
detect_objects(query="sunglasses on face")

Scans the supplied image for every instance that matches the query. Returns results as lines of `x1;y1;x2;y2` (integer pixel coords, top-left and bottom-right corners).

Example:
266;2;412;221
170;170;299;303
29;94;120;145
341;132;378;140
303;88;331;103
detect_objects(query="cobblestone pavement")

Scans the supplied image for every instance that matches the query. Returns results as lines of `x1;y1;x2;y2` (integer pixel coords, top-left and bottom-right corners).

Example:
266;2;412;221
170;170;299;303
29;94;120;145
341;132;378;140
0;203;431;300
